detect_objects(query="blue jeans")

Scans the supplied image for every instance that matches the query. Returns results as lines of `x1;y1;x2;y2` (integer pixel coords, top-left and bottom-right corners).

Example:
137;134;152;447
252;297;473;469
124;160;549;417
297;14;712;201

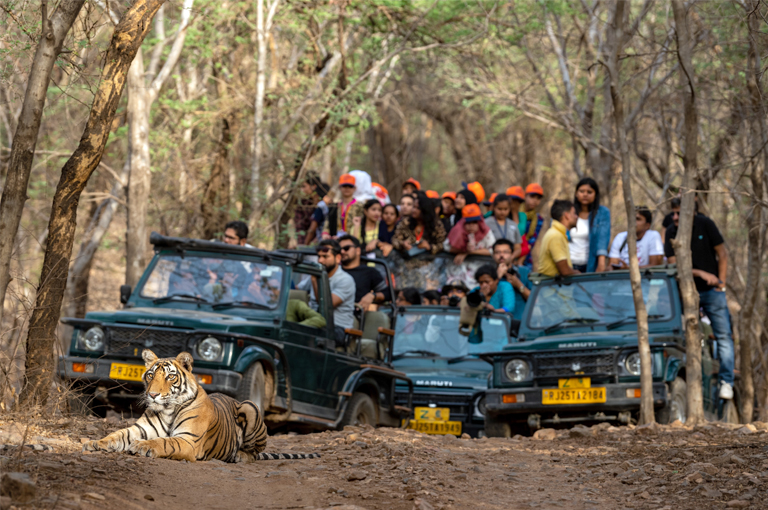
699;288;734;385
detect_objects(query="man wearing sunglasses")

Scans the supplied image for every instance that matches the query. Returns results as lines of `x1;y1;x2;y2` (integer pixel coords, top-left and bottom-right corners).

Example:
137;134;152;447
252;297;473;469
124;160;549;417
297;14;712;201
664;198;734;400
338;235;387;310
313;239;356;345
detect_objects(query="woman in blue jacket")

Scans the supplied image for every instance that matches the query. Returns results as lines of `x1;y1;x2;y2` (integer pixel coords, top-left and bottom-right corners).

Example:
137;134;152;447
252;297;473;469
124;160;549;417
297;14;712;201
569;177;610;273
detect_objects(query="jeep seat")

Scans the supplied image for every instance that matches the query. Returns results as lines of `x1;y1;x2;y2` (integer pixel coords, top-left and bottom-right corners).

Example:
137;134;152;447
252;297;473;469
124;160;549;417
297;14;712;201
289;289;309;304
360;311;391;359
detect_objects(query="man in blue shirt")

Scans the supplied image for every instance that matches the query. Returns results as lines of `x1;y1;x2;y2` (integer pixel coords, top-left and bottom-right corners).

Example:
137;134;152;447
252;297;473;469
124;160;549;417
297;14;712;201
474;264;515;315
492;239;532;320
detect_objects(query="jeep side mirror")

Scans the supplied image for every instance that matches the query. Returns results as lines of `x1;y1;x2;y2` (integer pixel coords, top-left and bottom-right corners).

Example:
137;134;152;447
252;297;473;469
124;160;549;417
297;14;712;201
120;285;132;304
509;319;521;338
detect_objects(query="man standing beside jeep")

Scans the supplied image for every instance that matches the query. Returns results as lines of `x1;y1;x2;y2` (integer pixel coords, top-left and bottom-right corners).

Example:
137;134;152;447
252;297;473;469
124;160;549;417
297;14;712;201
664;205;734;400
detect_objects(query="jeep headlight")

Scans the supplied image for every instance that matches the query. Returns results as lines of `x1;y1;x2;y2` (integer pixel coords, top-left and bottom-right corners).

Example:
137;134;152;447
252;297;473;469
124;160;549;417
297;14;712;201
624;352;641;376
504;359;530;382
81;327;105;351
474;394;487;418
197;337;222;361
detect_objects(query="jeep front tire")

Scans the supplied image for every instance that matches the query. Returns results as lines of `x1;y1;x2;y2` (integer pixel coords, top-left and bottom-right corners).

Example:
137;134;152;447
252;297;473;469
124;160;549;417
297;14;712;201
237;362;267;413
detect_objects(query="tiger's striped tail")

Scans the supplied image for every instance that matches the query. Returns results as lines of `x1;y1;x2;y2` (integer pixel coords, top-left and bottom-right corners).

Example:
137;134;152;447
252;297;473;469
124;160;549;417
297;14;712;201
0;444;54;453
256;452;320;460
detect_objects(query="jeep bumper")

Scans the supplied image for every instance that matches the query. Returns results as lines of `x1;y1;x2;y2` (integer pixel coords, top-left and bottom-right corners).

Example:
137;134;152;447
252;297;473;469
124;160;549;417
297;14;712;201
58;356;243;396
486;382;667;423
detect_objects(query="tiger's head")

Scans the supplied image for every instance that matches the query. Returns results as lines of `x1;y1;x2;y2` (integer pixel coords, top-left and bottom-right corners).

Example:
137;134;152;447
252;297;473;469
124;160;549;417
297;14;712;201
141;350;198;412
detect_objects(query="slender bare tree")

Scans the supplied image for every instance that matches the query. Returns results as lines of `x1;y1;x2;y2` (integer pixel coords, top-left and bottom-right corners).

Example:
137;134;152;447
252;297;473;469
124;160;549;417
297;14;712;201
20;0;168;406
0;0;86;325
671;0;704;425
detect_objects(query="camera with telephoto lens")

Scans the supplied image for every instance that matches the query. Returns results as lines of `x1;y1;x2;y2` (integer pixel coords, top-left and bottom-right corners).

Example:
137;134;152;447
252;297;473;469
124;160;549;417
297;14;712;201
448;295;461;307
459;289;486;336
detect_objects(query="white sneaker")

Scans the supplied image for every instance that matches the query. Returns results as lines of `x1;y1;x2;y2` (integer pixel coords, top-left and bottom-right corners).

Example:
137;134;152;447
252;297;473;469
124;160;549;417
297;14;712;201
719;382;734;400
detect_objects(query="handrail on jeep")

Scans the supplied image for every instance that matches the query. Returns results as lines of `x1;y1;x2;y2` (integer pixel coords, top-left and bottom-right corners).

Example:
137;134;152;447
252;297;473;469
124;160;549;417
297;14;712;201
527;264;679;285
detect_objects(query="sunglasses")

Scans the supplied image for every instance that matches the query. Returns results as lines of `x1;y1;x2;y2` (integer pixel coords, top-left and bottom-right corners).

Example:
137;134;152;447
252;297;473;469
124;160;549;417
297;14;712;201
340;245;355;251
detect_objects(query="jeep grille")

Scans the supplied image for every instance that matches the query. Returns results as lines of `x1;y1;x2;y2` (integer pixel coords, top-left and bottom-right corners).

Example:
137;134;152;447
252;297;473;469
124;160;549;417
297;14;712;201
534;349;615;378
106;326;188;359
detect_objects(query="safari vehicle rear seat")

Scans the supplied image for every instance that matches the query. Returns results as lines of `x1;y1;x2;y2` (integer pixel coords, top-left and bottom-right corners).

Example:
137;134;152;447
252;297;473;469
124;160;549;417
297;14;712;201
289;289;309;304
344;310;394;360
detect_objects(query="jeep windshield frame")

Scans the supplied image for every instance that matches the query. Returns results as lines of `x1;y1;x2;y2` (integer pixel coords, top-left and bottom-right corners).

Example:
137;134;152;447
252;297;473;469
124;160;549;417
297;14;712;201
393;306;514;359
135;250;288;313
523;273;676;335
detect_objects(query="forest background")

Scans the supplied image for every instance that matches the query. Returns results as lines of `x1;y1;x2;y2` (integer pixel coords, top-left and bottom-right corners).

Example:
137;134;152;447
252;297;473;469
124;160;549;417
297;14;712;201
1;0;768;420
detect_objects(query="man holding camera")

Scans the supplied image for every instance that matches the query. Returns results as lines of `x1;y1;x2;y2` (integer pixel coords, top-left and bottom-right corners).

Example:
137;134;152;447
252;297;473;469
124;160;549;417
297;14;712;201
492;239;532;320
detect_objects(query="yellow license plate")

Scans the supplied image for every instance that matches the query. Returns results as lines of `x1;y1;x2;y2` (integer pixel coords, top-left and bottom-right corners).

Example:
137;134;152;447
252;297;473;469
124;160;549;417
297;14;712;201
542;387;606;405
414;407;450;421
406;419;462;435
558;377;591;389
109;363;145;381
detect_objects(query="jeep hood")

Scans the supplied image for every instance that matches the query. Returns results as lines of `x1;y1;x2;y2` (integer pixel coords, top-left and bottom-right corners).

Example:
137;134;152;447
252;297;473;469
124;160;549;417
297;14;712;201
84;307;269;331
393;357;490;391
501;330;679;352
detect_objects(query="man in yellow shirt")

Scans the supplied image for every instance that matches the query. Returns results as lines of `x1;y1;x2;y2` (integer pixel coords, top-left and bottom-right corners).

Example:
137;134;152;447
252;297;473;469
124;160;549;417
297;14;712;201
537;200;581;277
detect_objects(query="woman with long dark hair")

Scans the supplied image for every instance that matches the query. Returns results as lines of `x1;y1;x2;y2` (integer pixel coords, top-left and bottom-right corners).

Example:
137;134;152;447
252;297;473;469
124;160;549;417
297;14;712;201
351;199;383;254
569;177;611;272
393;191;446;256
376;203;399;256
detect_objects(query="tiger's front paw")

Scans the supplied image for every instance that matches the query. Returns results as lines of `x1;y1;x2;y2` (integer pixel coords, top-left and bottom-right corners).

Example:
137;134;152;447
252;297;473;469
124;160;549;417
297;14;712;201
82;440;102;453
128;440;161;458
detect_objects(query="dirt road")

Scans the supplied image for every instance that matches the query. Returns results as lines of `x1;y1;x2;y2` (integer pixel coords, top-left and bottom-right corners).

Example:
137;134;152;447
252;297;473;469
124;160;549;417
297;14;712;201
1;415;767;509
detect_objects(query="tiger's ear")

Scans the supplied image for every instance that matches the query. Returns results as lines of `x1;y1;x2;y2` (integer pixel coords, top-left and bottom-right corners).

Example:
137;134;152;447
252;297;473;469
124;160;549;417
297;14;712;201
176;352;194;372
142;349;158;368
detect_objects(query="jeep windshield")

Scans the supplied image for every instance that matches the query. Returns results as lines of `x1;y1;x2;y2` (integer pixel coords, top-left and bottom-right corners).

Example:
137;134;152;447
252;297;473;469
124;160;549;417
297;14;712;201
393;310;511;359
140;253;284;309
528;276;673;331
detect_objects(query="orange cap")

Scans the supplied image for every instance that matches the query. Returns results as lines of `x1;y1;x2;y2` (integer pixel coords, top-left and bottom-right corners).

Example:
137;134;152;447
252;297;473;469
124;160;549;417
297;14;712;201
442;191;456;201
486;192;498;205
372;182;388;195
525;183;544;196
462;203;483;221
426;190;439;199
403;177;421;190
506;186;525;201
339;174;356;187
466;181;485;203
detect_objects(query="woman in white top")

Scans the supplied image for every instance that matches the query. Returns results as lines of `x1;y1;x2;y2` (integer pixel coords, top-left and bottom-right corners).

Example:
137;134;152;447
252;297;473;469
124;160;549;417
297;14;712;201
568;177;611;273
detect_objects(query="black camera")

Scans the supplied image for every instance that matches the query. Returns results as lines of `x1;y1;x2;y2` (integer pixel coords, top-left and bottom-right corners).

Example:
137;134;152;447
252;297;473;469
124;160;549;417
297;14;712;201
506;265;520;279
448;296;461;307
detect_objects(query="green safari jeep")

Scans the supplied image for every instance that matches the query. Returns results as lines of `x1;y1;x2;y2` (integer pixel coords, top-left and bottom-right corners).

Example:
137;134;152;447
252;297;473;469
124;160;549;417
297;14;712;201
482;267;740;437
391;306;515;438
59;233;413;430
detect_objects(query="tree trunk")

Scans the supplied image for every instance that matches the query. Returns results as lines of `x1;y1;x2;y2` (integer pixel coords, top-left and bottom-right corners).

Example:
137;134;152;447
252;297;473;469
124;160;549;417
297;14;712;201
64;161;129;319
607;0;654;425
739;2;767;423
20;0;167;407
0;0;86;325
201;117;233;240
250;0;267;223
124;51;151;288
671;0;704;425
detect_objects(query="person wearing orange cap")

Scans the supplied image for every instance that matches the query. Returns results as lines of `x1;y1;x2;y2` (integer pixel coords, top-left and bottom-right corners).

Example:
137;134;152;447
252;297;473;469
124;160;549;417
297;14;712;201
324;174;363;238
445;203;496;265
465;181;486;204
440;191;457;233
402;177;421;195
518;183;545;268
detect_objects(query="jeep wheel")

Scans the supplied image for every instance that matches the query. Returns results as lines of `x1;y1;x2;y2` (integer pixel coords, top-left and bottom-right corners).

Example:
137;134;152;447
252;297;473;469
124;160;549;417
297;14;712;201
341;393;376;427
484;415;511;438
657;377;686;424
237;363;267;413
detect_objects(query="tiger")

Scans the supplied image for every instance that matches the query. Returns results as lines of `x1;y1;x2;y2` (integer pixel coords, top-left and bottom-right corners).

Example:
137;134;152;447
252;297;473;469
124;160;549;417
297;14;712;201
82;349;319;463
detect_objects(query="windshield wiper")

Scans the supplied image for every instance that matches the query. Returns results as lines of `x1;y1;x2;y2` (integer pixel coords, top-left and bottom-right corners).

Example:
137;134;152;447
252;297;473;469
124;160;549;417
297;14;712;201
447;354;479;364
153;294;209;304
392;350;441;361
606;314;665;330
544;318;600;334
212;301;272;310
